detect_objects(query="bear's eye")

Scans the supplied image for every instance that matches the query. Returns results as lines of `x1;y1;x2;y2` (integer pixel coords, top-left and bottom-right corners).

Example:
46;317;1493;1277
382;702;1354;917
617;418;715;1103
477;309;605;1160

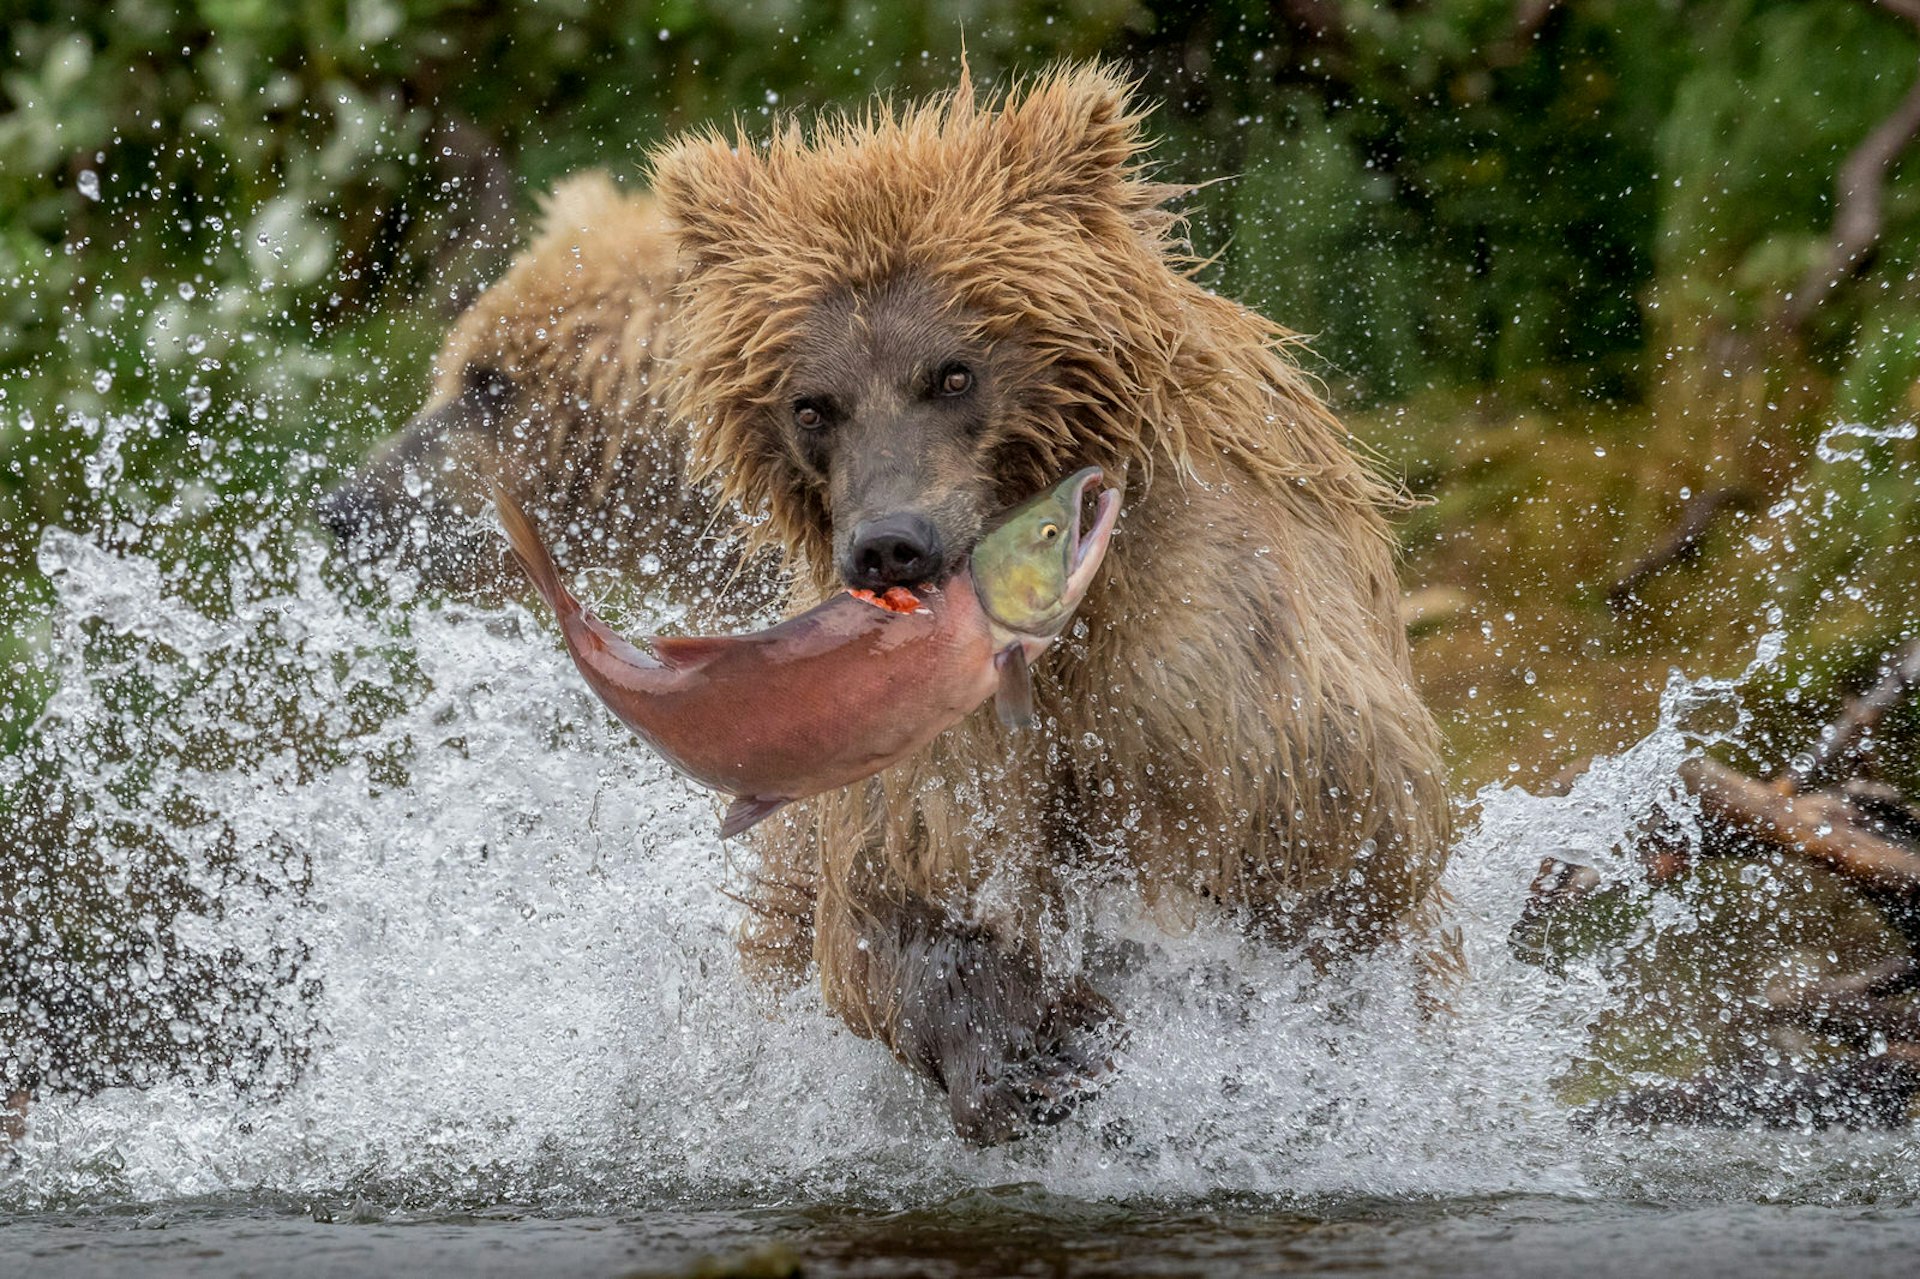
793;399;827;431
463;364;515;422
936;364;973;397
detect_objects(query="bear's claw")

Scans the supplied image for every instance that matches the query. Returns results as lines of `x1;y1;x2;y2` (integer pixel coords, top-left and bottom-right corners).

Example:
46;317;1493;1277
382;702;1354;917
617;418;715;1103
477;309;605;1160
874;898;1127;1144
948;985;1125;1145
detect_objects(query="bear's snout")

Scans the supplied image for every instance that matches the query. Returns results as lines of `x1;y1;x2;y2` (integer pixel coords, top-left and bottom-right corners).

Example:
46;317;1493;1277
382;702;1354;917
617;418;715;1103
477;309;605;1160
316;480;378;547
841;512;944;589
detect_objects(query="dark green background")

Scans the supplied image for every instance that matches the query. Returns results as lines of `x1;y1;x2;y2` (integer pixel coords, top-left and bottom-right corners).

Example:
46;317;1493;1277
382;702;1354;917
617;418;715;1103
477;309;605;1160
2;0;1916;754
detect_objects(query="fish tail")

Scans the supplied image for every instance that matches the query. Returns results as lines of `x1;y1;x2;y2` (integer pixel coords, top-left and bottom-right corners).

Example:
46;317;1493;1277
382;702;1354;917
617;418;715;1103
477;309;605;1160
492;482;579;622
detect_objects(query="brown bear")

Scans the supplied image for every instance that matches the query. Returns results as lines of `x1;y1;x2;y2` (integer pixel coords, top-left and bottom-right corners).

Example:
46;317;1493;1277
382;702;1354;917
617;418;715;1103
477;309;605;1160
648;64;1454;1142
318;173;766;615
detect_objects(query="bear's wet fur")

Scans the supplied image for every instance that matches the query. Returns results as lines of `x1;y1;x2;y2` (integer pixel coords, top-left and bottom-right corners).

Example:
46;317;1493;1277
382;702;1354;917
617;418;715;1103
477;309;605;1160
649;64;1454;1140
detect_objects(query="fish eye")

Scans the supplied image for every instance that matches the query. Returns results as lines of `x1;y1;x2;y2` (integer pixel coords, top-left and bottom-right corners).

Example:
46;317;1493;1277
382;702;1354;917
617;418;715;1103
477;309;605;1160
1039;522;1060;541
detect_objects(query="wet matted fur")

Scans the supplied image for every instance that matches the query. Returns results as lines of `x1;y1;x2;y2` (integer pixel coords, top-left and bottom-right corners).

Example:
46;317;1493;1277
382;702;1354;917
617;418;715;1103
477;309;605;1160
650;64;1454;1141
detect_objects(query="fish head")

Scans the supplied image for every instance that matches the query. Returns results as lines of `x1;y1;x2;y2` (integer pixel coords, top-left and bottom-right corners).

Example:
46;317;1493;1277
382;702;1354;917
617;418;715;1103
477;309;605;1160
970;467;1120;638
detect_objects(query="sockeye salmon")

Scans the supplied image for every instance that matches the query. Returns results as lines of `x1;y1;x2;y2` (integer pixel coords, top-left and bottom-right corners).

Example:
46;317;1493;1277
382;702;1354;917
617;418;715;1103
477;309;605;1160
495;468;1120;838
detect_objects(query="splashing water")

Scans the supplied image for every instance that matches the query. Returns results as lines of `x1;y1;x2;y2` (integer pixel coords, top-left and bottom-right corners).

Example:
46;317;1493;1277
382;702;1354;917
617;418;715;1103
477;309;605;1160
4;426;1920;1223
1813;420;1919;466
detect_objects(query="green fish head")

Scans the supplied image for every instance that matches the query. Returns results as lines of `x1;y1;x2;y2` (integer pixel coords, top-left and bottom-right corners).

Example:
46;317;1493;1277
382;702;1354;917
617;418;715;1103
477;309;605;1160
970;466;1119;637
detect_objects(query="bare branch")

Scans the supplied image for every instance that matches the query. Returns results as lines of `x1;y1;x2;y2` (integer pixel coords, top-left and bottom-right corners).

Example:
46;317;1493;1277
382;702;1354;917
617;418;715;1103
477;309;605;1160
1784;3;1920;331
1680;756;1920;895
1786;637;1920;792
1607;487;1749;611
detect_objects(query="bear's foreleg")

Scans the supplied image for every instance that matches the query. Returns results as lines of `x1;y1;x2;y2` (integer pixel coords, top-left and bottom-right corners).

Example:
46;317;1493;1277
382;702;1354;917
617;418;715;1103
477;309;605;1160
818;888;1121;1144
729;817;819;994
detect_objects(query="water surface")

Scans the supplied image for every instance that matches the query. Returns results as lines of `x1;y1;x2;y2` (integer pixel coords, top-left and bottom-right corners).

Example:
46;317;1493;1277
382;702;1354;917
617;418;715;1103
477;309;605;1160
11;1189;1920;1278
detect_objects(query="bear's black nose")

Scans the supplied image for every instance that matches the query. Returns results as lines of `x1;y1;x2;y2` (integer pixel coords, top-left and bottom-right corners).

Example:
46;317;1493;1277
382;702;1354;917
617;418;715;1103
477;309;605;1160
316;482;372;544
843;513;943;589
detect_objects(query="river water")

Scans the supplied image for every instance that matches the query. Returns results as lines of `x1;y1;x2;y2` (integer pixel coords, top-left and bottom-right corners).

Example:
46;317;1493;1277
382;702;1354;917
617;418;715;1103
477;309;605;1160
10;1188;1920;1278
3;429;1919;1276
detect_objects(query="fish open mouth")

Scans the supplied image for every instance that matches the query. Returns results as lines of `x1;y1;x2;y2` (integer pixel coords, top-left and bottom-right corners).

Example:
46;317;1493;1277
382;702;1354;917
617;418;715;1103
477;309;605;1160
971;466;1116;565
1066;469;1120;576
1065;468;1121;596
963;465;1124;637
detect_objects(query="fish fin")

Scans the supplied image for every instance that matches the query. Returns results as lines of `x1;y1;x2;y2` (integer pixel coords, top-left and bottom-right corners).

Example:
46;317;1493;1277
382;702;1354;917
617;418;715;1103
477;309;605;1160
491;482;578;622
579;614;664;671
720;795;788;839
650;634;732;670
994;646;1036;731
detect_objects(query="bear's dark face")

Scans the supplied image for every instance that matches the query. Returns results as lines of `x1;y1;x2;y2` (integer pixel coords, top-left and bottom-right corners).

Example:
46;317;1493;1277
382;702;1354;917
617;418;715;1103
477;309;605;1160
779;278;1023;591
316;366;517;588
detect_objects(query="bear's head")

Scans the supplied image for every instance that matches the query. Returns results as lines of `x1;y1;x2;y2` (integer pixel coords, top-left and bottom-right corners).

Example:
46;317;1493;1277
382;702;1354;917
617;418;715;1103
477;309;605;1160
319;173;687;591
650;64;1213;592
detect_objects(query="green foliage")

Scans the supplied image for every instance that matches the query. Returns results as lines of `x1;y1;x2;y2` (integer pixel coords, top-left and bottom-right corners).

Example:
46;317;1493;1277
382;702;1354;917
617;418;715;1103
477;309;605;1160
1142;0;1920;404
3;0;1914;441
3;0;1919;755
1165;0;1676;400
1655;0;1920;358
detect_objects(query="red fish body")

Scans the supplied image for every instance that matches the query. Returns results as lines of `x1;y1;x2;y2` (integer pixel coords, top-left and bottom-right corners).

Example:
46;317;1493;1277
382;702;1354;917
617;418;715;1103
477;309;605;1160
495;470;1118;837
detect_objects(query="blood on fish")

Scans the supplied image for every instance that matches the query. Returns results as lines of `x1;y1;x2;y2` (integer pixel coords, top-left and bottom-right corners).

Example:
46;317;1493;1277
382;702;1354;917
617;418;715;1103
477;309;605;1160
848;587;927;614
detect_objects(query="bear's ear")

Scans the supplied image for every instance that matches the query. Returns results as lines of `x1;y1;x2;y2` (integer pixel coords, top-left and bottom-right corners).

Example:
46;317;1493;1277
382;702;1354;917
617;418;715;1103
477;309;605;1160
647;130;769;270
990;63;1153;214
529;170;630;253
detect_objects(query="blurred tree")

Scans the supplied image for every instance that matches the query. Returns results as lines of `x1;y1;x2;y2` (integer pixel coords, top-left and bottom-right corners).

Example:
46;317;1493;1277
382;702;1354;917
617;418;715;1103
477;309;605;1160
1;0;1916;741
